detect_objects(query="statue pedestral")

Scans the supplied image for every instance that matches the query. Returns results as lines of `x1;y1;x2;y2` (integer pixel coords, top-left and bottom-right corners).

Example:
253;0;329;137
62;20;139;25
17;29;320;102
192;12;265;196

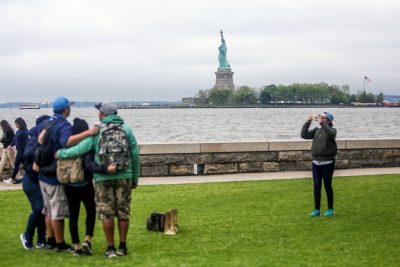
214;68;235;90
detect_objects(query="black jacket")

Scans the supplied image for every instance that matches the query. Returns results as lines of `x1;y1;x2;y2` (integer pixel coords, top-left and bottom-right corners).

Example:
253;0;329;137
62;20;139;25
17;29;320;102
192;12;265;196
301;121;337;161
82;150;108;182
1;130;15;148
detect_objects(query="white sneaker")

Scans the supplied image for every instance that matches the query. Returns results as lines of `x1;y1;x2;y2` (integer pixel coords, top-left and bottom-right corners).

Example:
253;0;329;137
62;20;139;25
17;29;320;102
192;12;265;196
3;178;14;184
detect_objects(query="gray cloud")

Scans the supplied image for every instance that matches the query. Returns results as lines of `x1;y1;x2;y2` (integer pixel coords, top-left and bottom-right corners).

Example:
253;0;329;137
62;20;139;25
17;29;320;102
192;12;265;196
0;0;399;102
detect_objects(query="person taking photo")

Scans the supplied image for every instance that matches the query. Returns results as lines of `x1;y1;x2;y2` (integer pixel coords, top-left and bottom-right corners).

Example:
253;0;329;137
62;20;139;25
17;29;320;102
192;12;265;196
301;112;337;217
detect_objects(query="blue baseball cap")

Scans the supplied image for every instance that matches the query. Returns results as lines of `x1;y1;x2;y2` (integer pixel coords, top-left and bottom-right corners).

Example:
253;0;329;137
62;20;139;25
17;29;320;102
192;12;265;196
323;112;334;122
52;96;74;111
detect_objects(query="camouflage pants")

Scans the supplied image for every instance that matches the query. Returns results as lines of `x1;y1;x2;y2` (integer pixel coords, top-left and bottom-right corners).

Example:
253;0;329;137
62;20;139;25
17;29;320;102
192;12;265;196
94;179;132;220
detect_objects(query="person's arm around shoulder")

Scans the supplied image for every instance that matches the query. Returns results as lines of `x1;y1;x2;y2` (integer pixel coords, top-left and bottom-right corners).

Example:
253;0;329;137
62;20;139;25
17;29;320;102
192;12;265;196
56;137;94;159
66;126;100;147
301;115;317;139
125;125;139;189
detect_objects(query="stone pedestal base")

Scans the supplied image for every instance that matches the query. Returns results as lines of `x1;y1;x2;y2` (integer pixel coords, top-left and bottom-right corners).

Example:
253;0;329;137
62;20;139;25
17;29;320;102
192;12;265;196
214;69;235;89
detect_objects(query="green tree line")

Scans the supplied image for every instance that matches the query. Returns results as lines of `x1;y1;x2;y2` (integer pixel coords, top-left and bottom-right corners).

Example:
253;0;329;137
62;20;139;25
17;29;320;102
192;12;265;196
196;83;384;106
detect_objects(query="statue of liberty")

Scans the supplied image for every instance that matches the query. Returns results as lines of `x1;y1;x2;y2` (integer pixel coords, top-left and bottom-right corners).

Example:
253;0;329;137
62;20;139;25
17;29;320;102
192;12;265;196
218;30;231;69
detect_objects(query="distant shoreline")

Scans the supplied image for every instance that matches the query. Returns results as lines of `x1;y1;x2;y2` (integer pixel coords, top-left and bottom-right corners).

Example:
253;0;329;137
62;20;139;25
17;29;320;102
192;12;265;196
1;104;398;109
1;106;398;109
117;105;396;109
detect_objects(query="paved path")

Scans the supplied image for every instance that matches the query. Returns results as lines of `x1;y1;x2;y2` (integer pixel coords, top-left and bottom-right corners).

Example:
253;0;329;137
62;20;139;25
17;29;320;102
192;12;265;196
1;167;400;190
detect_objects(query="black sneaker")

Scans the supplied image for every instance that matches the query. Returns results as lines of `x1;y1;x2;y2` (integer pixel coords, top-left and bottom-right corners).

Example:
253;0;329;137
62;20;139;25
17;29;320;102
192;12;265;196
56;242;73;252
73;249;84;256
116;246;127;256
46;243;57;250
82;240;93;255
105;246;117;258
46;237;57;250
12;179;22;184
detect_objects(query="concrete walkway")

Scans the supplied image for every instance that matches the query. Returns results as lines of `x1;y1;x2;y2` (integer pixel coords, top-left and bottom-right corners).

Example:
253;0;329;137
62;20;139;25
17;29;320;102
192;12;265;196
1;167;400;191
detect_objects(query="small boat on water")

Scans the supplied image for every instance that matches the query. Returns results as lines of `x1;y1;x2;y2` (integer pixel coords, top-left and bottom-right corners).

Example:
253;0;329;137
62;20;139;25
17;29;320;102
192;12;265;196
18;104;41;109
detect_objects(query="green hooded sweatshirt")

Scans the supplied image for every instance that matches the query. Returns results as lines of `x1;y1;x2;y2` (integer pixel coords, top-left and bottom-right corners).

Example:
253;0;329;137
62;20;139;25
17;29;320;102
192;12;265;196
57;115;140;182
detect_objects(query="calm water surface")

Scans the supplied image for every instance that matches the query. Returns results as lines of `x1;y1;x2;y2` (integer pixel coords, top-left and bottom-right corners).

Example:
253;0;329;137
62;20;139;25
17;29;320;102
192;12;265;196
1;108;399;143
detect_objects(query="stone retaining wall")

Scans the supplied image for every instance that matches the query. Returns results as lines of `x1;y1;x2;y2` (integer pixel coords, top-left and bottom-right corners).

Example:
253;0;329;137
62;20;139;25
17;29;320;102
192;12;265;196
2;140;400;177
139;139;400;176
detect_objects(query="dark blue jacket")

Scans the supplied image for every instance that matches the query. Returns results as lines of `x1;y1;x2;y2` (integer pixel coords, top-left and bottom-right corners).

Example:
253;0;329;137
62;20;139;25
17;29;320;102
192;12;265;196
37;114;72;185
11;128;29;152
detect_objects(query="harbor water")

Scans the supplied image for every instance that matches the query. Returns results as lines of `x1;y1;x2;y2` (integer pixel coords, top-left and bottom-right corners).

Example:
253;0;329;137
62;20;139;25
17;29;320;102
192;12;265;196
1;107;399;143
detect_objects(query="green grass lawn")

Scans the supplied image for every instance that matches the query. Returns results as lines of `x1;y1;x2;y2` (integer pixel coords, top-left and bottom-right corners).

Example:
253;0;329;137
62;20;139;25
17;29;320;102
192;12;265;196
1;174;399;267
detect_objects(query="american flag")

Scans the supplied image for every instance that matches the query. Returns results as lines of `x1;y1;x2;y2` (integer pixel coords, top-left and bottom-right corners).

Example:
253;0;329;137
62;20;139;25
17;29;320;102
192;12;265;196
364;76;371;82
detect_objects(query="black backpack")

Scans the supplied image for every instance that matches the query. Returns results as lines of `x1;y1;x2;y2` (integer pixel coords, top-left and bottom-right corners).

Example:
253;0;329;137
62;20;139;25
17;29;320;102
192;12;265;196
35;119;63;168
146;213;165;232
23;136;38;168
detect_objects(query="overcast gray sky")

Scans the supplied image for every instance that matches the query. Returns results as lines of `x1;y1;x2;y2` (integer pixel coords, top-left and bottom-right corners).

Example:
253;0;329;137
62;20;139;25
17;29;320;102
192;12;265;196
1;0;399;102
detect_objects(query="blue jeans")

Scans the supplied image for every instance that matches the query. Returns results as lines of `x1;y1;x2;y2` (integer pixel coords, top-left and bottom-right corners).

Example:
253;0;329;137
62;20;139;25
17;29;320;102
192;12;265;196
22;176;46;244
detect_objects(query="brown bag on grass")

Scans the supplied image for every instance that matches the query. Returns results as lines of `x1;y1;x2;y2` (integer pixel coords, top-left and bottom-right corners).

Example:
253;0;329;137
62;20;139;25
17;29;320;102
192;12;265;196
56;158;84;184
164;209;179;236
146;209;179;235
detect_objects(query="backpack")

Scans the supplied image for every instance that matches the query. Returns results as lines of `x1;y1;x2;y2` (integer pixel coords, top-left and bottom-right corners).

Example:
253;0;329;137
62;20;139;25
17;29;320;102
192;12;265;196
98;123;131;170
56;157;84;184
146;209;179;235
23;136;38;168
146;212;165;232
35;119;63;168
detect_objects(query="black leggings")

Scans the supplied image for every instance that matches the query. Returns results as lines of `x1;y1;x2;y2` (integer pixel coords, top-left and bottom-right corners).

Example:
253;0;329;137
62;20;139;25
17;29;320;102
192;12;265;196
65;183;96;244
312;162;335;210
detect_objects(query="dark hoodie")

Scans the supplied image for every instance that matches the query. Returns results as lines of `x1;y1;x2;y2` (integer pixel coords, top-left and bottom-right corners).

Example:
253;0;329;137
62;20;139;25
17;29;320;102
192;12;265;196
23;115;50;182
11;117;29;151
11;128;29;152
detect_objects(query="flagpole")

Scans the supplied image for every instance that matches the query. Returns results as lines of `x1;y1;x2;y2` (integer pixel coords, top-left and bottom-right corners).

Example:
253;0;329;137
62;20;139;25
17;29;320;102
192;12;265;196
363;77;366;103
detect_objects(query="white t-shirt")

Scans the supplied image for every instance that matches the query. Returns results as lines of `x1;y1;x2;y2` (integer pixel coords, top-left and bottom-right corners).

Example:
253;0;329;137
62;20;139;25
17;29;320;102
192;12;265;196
312;160;334;165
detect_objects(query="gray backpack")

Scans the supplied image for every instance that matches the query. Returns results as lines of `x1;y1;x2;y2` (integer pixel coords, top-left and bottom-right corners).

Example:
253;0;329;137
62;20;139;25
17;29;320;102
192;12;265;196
98;123;131;170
